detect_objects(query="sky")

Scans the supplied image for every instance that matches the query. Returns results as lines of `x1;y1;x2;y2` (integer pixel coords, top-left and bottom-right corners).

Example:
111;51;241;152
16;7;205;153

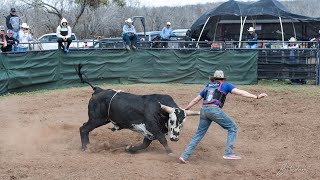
140;0;225;7
139;0;264;7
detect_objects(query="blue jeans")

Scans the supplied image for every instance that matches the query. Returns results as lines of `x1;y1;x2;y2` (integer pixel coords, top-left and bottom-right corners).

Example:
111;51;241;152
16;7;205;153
246;44;257;48
123;33;137;46
180;105;238;160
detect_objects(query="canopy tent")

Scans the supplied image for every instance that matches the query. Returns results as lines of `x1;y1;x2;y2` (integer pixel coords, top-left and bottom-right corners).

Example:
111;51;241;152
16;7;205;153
190;0;320;47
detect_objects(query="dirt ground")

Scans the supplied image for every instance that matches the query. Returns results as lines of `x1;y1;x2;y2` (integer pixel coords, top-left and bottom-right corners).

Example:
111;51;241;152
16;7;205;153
0;84;319;180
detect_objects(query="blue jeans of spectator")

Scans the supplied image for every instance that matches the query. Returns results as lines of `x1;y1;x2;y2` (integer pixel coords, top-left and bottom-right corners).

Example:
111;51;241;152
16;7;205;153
16;46;27;52
180;105;238;161
123;33;137;46
246;44;257;48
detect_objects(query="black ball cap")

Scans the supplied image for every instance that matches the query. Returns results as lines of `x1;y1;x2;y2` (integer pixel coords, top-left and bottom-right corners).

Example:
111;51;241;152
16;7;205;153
11;8;16;12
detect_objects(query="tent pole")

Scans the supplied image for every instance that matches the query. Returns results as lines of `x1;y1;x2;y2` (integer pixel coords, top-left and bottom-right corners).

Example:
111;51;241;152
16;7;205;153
279;17;285;47
239;16;247;48
196;17;210;48
292;21;296;39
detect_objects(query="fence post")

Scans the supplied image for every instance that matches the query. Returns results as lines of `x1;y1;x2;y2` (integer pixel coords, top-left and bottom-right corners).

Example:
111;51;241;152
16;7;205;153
317;41;320;85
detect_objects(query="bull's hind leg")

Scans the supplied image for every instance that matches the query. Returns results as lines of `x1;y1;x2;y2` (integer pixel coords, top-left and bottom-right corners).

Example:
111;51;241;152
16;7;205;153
80;119;109;151
126;137;152;153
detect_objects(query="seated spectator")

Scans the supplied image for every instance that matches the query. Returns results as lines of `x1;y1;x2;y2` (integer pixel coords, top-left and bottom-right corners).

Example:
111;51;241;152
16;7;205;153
245;27;258;49
56;18;72;53
310;30;320;48
160;22;173;48
122;18;137;50
17;23;33;52
2;29;19;52
0;25;8;52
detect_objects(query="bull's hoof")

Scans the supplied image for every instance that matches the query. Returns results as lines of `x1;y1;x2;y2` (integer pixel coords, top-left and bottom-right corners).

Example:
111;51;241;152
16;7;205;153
125;145;136;153
81;147;87;151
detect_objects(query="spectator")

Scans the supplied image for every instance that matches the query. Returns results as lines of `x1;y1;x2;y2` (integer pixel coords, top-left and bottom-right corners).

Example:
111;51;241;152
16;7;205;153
245;27;258;48
310;30;320;48
2;29;19;52
0;26;8;52
179;70;267;163
56;18;72;53
122;18;137;50
286;37;306;84
17;23;33;52
160;22;173;48
6;8;20;40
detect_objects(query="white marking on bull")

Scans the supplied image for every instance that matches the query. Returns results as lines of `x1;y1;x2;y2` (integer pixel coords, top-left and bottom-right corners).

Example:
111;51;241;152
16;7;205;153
132;124;154;140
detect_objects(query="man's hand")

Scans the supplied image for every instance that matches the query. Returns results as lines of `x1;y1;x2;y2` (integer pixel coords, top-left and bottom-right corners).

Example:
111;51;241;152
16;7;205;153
257;93;268;99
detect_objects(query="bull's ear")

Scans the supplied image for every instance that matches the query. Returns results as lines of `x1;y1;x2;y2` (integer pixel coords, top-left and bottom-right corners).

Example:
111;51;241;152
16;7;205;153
185;110;200;116
159;103;174;113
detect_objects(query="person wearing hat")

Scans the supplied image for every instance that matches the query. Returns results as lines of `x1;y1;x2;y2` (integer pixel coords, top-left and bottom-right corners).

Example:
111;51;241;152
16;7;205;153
17;23;33;52
6;8;21;40
160;22;173;48
179;70;267;163
2;29;19;52
56;18;73;53
245;27;258;48
286;37;306;84
0;26;8;52
122;18;137;50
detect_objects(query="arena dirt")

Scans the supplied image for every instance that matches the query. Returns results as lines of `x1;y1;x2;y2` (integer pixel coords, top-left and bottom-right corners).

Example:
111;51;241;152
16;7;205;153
0;84;319;179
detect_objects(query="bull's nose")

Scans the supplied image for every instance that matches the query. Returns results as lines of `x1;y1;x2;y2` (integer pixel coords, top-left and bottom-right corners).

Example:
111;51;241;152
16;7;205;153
170;137;179;141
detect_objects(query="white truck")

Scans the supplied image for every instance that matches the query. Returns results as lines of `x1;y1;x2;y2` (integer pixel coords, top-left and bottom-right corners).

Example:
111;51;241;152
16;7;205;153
32;33;94;50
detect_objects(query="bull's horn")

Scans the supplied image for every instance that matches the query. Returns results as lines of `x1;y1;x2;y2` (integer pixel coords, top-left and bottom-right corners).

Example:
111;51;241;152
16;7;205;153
185;110;200;116
160;103;174;113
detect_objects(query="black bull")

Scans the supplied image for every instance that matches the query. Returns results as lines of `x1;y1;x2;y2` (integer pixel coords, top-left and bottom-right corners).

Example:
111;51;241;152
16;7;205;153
77;65;199;154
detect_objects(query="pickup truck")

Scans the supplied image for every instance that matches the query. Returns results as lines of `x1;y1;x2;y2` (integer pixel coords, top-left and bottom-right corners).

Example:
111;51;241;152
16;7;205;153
32;33;94;50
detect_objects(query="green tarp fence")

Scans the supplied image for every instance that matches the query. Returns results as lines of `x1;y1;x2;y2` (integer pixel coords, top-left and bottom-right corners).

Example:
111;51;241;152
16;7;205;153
0;49;257;95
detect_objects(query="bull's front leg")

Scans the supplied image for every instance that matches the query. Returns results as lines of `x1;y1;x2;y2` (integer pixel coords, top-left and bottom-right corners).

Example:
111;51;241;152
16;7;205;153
126;137;152;153
80;119;109;151
157;135;173;154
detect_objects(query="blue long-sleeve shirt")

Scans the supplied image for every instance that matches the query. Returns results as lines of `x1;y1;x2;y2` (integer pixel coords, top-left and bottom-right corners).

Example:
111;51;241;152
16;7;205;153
122;24;136;35
160;27;172;39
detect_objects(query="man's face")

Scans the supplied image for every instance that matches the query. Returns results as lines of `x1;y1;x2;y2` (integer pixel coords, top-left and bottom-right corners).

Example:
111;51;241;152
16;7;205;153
0;30;4;35
249;31;254;34
127;22;132;26
7;32;13;37
11;11;16;15
62;22;67;26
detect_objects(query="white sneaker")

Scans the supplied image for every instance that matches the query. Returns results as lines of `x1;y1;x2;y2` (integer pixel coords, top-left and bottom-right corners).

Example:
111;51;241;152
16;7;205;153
223;154;241;160
125;45;131;50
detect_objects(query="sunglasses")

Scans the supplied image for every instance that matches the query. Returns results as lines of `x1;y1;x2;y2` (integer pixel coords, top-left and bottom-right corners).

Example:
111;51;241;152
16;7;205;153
167;25;170;26
0;30;4;32
23;28;29;30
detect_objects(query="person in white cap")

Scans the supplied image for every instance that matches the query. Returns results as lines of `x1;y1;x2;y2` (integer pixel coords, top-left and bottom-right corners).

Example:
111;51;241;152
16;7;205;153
122;18;137;50
56;18;73;53
160;22;173;48
245;27;258;48
17;23;33;52
179;70;267;163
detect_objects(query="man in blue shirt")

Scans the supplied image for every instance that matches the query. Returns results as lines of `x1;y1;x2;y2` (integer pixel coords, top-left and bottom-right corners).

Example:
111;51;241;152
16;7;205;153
122;18;137;50
179;70;267;163
160;22;173;48
246;27;258;48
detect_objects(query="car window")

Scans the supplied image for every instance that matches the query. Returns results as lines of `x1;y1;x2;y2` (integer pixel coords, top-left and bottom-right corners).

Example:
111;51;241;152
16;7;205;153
71;35;76;40
49;35;57;42
39;36;49;42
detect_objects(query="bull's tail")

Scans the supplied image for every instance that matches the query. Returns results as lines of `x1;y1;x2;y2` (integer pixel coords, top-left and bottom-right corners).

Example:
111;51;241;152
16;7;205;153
76;64;96;90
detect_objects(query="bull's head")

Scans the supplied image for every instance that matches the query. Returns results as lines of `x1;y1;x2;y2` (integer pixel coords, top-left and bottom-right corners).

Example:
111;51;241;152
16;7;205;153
160;104;199;141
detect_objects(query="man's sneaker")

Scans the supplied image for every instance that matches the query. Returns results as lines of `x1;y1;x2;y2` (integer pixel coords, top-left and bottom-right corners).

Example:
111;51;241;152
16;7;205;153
179;157;188;164
66;47;69;53
223;154;241;160
131;45;137;49
125;45;131;50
